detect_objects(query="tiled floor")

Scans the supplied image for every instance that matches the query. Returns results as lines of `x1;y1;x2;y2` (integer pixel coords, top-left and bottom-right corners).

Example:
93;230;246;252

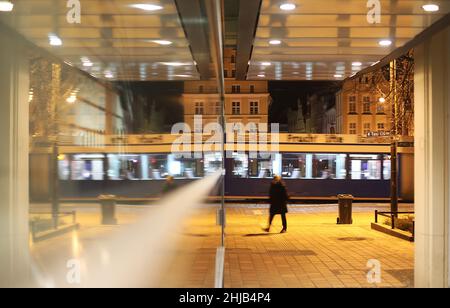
223;204;414;288
29;203;414;288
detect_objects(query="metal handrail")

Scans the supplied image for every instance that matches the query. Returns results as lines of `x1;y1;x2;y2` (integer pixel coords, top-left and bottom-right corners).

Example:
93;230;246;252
375;210;415;237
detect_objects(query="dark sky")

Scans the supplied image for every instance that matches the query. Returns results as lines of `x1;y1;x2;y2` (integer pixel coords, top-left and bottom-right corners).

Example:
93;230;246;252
118;80;341;131
268;81;342;124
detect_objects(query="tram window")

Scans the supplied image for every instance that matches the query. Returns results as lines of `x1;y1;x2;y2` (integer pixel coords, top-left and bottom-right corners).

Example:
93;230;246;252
71;154;104;180
349;154;382;180
107;154;141;180
232;153;248;178
313;154;347;179
282;154;346;180
58;154;70;180
248;155;280;179
383;155;391;180
147;155;169;180
282;154;307;179
204;152;222;175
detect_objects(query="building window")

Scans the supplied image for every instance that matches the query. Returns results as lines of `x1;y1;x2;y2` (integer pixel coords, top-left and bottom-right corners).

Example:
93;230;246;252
359;76;369;84
231;55;236;63
377;104;385;114
224;70;228;78
232;70;236;78
349;96;357;113
250;85;255;93
195;102;204;115
232;102;241;115
250;101;259;115
377;123;385;131
214;102;221;115
363;97;371;113
199;85;204;93
349;123;357;135
232;85;241;93
363;123;371;136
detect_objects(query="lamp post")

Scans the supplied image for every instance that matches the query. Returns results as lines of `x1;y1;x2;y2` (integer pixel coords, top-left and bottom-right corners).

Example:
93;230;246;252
389;60;399;217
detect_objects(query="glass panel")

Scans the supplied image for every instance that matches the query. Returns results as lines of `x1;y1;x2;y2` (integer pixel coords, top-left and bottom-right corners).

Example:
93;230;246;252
349;154;382;180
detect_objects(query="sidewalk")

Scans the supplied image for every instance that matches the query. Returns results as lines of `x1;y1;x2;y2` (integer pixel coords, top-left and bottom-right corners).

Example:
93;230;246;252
29;203;414;288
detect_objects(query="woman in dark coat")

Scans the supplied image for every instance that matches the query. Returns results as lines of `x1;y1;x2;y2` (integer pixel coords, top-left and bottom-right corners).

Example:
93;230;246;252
263;176;289;233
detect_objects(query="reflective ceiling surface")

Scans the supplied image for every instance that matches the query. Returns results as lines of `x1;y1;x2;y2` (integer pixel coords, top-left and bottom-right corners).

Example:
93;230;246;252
247;0;450;80
0;0;200;81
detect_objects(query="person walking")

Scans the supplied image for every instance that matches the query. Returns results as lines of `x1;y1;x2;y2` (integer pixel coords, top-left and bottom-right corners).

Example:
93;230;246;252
162;176;177;195
263;175;289;233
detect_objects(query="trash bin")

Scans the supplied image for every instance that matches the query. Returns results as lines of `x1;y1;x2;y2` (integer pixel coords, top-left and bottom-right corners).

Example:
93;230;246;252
337;194;353;224
98;195;118;225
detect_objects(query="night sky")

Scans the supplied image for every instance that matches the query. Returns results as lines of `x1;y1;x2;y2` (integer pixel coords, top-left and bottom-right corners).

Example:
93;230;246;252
118;80;341;132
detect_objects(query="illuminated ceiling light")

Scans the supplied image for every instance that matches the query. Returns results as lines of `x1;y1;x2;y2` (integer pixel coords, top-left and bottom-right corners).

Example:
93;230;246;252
130;4;163;11
280;3;296;11
104;71;114;79
81;57;94;67
269;40;282;45
261;62;272;66
160;62;192;67
48;34;62;46
334;74;343;78
379;97;386;103
379;39;393;47
152;40;173;45
422;4;439;12
0;1;14;12
66;94;77;104
257;74;266;78
352;62;362;67
173;74;192;78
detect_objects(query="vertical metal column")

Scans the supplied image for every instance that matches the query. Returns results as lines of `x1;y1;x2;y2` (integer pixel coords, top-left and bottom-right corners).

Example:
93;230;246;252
390;60;399;217
204;0;226;288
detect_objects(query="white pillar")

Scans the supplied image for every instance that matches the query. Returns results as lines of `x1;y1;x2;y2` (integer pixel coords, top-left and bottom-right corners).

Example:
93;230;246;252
0;27;30;286
414;25;450;288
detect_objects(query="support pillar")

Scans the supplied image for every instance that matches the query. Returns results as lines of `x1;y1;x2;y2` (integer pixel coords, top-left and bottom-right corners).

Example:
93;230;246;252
0;27;30;287
414;25;450;288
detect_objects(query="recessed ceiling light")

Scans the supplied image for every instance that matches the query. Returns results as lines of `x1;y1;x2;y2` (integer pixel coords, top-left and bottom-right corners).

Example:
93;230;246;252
0;1;13;12
48;34;62;46
130;4;163;11
379;97;386;103
160;62;192;67
422;4;439;12
334;74;343;78
152;40;173;45
269;40;282;45
104;71;114;79
261;62;272;66
66;94;77;104
379;39;393;47
352;62;362;67
257;74;266;78
280;3;296;11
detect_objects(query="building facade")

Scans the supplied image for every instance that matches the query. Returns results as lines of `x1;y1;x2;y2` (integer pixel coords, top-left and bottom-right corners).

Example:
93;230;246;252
336;75;391;136
182;49;271;130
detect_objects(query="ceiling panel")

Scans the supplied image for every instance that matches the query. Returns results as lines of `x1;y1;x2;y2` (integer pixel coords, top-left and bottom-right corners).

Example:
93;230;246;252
248;0;450;81
0;0;200;81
